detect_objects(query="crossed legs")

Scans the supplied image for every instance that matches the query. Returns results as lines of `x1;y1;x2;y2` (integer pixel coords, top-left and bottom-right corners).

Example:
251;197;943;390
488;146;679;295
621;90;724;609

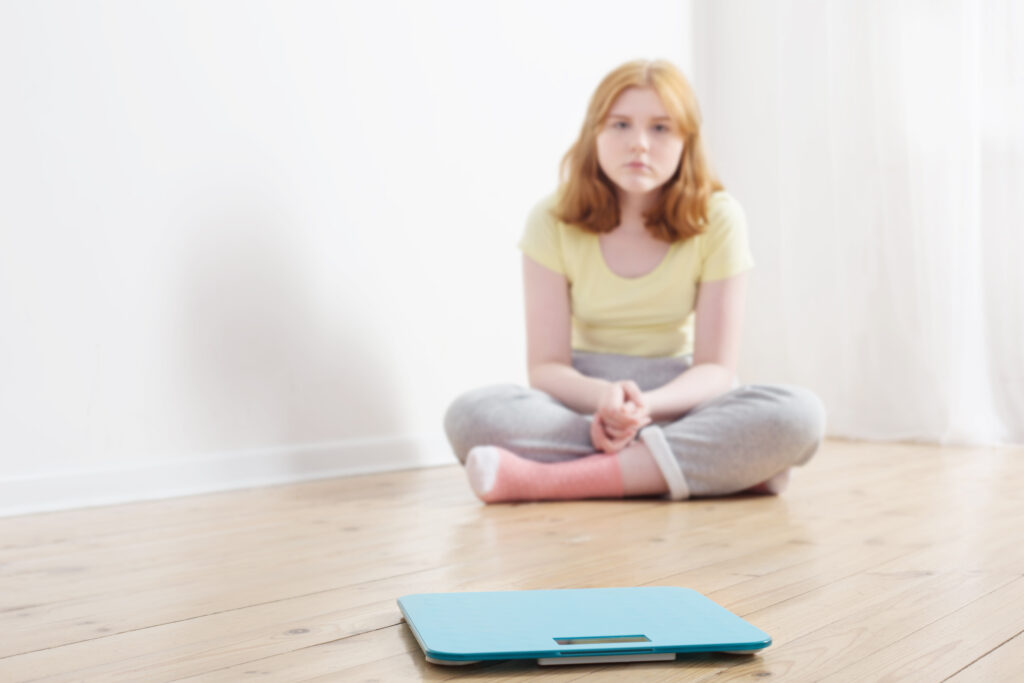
444;383;823;504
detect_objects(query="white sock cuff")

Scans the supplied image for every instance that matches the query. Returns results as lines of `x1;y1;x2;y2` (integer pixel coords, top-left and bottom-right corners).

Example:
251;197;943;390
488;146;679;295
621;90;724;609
640;426;690;501
466;445;500;496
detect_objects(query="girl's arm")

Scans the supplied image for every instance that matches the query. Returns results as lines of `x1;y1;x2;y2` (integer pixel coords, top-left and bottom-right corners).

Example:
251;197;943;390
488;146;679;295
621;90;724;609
643;273;748;422
522;254;611;414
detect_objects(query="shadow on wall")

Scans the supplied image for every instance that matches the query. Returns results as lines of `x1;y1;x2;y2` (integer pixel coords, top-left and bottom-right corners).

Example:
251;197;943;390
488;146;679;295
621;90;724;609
173;191;405;472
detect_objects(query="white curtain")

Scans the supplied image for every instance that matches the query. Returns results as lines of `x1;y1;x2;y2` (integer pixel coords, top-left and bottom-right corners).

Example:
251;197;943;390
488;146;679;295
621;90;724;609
695;0;1024;445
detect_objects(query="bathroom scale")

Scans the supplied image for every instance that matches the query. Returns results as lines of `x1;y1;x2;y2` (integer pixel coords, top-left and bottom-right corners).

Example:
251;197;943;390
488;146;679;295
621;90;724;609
397;586;771;666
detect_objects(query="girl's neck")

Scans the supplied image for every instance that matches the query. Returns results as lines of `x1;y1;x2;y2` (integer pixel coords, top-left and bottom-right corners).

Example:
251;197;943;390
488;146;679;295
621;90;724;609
616;189;659;233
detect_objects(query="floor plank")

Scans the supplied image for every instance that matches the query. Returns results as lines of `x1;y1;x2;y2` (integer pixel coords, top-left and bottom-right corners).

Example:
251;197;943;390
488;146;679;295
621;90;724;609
946;629;1024;682
0;439;1021;681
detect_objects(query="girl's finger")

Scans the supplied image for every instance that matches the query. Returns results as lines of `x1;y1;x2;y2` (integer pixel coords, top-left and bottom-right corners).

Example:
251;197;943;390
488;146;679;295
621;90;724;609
605;424;631;440
622;402;646;423
601;413;626;430
622;382;649;413
608;435;632;452
590;429;607;453
591;415;617;453
607;419;639;441
605;408;645;430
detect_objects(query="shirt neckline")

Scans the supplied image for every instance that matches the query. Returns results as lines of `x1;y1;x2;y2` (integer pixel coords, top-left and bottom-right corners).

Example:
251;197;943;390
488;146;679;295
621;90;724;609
594;233;677;281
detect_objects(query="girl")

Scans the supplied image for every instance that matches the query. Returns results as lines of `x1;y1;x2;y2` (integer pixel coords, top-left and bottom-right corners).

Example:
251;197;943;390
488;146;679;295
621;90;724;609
444;59;825;504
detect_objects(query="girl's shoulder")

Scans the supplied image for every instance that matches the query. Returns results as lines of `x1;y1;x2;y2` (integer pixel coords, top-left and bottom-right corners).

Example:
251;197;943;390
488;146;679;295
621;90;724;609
519;191;585;276
706;190;743;215
703;190;747;233
525;191;587;238
528;191;560;220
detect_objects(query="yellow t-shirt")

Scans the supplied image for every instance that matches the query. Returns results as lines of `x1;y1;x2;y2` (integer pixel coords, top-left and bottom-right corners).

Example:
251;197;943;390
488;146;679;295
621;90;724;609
517;191;754;358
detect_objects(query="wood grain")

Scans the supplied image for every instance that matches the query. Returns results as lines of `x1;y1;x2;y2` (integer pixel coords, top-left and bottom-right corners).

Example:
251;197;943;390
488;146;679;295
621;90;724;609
1;439;1021;681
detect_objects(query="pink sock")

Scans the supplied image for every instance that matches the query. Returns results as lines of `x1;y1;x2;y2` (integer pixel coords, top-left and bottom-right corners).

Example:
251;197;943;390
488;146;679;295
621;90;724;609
465;446;625;503
744;469;791;495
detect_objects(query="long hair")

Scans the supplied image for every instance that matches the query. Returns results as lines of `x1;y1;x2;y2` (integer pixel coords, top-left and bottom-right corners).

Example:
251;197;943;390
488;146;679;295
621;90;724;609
555;59;723;242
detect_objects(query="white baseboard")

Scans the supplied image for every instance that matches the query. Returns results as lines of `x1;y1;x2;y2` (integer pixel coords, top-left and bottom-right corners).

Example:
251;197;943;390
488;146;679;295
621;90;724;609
0;434;457;518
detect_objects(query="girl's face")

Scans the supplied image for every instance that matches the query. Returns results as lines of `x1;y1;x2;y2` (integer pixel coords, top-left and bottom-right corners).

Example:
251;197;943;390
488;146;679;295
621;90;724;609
596;87;685;200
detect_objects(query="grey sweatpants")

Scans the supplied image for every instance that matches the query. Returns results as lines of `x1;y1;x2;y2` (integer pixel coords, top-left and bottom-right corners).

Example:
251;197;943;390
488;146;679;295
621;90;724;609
443;350;826;499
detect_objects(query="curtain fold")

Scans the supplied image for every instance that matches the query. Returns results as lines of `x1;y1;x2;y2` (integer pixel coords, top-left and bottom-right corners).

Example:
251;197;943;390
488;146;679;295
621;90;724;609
696;0;1024;445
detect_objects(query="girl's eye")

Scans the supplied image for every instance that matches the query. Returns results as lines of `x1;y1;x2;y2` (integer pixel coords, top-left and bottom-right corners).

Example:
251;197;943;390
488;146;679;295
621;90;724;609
608;121;672;132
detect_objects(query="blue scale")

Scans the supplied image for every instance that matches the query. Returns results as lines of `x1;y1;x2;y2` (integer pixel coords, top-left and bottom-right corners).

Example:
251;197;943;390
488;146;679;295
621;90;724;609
398;586;771;666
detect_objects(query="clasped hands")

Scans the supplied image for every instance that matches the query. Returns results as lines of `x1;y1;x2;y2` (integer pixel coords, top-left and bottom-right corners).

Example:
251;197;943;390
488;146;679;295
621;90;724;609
590;380;653;453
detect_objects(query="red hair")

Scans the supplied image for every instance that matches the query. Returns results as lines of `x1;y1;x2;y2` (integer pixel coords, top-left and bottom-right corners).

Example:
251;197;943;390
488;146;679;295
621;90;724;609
555;59;723;242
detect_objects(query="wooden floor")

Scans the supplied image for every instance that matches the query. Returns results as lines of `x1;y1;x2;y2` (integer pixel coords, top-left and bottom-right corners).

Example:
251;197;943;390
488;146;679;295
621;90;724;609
2;440;1024;682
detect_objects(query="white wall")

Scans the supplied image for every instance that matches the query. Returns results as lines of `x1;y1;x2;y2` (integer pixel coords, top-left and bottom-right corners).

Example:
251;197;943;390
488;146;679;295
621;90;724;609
0;0;692;515
692;2;1024;446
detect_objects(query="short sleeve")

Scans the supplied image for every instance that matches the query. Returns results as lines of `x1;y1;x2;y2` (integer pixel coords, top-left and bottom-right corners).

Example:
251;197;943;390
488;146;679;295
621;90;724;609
517;195;566;275
699;193;755;282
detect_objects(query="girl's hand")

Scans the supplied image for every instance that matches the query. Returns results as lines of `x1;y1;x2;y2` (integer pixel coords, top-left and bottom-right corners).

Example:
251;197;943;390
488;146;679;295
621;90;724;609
590;381;652;453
